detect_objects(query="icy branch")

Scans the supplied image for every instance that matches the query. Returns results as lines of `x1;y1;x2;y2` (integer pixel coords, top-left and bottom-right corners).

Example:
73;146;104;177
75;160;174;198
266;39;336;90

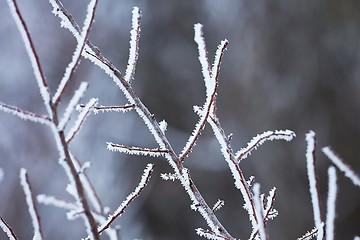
253;183;267;240
326;166;337;240
7;0;52;116
194;24;211;90
0;216;18;240
66;98;97;143
95;163;154;236
53;0;98;105
37;194;78;211
305;131;324;240
58;82;88;131
124;7;141;83
106;143;169;157
298;226;320;240
212;199;225;212
20;169;43;240
0;102;52;125
322;147;360;187
160;173;178;181
236;130;296;163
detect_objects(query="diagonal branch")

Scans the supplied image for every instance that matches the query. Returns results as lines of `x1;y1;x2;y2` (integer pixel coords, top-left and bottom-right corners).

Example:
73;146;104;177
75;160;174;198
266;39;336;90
0;216;18;240
107;143;169;157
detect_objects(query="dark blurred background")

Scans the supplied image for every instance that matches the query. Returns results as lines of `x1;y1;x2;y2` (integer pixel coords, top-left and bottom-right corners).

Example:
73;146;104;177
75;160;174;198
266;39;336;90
1;0;359;239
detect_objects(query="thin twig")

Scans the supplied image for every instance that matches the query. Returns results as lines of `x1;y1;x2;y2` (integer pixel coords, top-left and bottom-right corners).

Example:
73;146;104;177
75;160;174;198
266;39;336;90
0;216;18;240
0;102;51;125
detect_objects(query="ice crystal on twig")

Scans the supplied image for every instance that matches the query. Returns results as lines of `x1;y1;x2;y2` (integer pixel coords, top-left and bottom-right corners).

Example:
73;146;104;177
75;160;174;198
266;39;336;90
160;173;178;181
298;226;321;240
322;147;360;187
196;228;227;240
20;169;43;240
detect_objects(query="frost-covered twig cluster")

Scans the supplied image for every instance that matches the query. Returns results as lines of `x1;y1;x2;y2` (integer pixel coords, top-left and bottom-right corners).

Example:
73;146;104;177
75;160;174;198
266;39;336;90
0;1;359;240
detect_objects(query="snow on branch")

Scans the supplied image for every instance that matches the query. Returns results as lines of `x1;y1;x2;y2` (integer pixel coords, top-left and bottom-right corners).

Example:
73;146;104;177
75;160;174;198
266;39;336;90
77;103;135;114
53;0;98;105
7;0;52;116
94;163;154;237
66;98;97;143
124;7;141;83
19;168;43;240
106;142;169;157
0;216;18;240
0;102;51;125
194;24;211;90
236;130;296;163
322;147;360;187
58;82;88;131
305;131;324;240
326;166;337;240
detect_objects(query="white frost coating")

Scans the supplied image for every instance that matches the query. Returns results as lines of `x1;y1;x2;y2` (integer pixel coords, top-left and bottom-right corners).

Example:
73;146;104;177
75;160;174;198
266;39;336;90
0;216;17;240
209;39;228;94
297;226;322;240
125;7;141;82
326;166;337;240
37;194;77;210
236;130;296;163
66;98;97;143
196;228;226;240
20;169;43;240
7;0;52;117
58;82;88;131
53;0;97;104
322;147;360;187
0;102;51;125
305;131;324;240
106;142;168;158
96;164;153;234
253;183;266;240
194;24;211;90
159;120;167;133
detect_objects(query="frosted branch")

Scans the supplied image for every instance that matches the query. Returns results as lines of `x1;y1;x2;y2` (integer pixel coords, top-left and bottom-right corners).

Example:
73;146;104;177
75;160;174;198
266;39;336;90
305;131;324;240
124;7;141;83
58;82;88;131
326;166;337;240
106;142;169;157
7;0;52;116
160;173;178;181
95;163;154;236
179;32;228;162
77;103;135;114
322;147;360;187
20;169;43;240
0;216;18;240
236;130;296;163
0;102;51;125
37;194;78;211
53;0;98;105
253;183;267;240
212;199;225;212
66;98;97;143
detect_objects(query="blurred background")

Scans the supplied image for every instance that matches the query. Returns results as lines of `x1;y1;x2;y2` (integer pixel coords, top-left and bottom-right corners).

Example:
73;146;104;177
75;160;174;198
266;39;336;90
0;0;360;239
